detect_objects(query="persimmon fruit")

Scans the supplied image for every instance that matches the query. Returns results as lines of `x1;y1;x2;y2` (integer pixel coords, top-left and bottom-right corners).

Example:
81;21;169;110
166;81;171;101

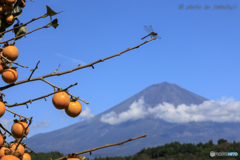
5;14;14;24
5;0;16;4
0;102;5;118
52;91;70;110
0;64;4;74
11;121;29;138
65;100;82;117
2;45;19;61
0;5;4;14
0;135;3;147
0;147;10;158
1;155;20;160
2;69;18;84
22;153;31;160
10;143;24;156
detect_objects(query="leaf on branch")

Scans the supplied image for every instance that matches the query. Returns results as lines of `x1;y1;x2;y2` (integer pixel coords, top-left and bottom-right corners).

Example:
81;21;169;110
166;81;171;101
46;5;67;17
79;156;86;160
12;6;23;18
13;23;27;40
9;42;15;46
13;0;25;18
51;18;59;29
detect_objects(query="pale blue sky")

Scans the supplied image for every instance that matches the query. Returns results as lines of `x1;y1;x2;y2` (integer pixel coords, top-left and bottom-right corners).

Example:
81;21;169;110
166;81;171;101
0;0;239;147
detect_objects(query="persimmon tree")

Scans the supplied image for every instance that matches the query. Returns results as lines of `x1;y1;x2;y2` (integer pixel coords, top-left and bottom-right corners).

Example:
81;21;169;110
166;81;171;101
0;0;157;160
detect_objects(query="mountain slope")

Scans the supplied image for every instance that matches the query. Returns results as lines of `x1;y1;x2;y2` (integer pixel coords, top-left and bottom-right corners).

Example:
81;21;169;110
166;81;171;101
23;82;239;159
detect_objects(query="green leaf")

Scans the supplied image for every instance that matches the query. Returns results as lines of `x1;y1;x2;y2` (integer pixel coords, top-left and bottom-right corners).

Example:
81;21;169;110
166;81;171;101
79;156;86;160
51;18;59;29
13;24;27;40
46;5;58;16
45;5;67;17
12;7;23;18
9;42;15;46
13;0;24;18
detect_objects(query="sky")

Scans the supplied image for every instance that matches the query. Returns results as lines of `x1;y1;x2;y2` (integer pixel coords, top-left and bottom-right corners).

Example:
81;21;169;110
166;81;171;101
0;0;239;149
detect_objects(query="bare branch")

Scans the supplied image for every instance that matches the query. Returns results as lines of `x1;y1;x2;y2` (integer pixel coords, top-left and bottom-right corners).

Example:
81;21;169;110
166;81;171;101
53;64;61;74
5;108;31;121
66;93;88;105
0;54;28;68
28;61;40;80
54;134;147;160
0;37;156;92
41;78;59;89
26;146;38;155
5;83;80;107
0;14;47;37
0;23;51;44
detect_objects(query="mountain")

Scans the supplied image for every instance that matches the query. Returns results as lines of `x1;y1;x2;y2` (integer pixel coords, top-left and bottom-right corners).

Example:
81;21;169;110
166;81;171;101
23;82;240;159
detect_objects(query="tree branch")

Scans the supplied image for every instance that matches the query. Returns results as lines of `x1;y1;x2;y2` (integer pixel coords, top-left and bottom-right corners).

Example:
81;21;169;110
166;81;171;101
0;14;46;37
5;83;79;107
0;37;156;92
5;108;31;121
0;54;28;68
28;61;40;80
0;23;51;44
54;134;147;160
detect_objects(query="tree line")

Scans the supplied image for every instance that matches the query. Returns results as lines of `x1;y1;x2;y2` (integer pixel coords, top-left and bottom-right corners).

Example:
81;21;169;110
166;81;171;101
30;138;240;160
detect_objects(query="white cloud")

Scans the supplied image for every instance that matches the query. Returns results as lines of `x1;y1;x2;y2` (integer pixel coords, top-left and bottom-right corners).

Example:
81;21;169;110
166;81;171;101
80;106;95;120
0;118;13;133
100;98;148;125
100;96;240;125
54;53;87;65
32;120;52;130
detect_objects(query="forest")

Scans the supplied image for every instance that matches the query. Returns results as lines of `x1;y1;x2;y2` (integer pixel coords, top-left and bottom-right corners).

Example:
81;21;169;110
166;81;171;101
29;138;240;160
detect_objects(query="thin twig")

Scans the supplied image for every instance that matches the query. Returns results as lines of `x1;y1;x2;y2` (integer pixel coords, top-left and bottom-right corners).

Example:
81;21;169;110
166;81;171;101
41;78;59;89
0;23;51;44
53;64;61;73
0;14;47;36
5;108;31;120
1;54;28;68
28;61;40;80
5;83;79;107
54;134;147;160
66;92;87;104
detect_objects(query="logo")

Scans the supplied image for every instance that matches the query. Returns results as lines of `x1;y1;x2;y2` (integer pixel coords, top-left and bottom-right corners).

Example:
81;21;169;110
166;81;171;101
210;151;215;157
